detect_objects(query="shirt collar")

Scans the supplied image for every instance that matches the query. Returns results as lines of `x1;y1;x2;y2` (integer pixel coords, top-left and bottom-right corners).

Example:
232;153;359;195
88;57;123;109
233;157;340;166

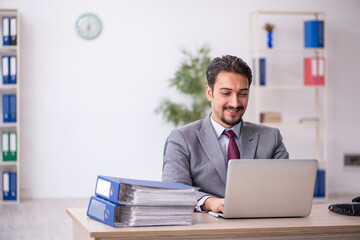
210;115;242;139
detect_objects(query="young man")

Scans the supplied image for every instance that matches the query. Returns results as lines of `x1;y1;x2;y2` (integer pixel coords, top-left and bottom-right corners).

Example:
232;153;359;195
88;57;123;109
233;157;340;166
162;55;289;213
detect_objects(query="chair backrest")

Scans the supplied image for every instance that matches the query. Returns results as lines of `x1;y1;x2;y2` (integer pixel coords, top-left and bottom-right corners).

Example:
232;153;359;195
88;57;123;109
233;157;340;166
163;137;169;157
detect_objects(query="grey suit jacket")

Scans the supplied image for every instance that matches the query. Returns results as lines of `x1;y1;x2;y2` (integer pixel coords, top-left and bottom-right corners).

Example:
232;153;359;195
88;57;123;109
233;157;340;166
162;115;289;200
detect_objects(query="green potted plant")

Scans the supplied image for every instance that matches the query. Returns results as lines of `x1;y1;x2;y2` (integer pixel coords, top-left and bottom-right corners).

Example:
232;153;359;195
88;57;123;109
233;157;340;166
156;46;211;126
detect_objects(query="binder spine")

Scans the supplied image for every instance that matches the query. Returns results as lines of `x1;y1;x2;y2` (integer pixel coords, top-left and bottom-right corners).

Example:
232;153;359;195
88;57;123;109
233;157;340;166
9;132;17;161
9;94;16;122
3;94;10;122
2;171;17;200
2;56;10;84
87;196;117;227
95;176;121;204
10;17;17;46
2;132;9;161
260;58;266;86
2;17;10;46
304;20;324;48
10;56;16;84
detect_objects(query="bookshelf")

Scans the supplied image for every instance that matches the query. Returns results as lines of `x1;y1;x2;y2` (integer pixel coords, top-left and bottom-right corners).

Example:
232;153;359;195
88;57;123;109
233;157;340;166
249;11;327;199
0;9;20;203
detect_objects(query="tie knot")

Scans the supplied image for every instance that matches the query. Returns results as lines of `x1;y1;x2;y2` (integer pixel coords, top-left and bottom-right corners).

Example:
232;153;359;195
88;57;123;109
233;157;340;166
223;130;236;139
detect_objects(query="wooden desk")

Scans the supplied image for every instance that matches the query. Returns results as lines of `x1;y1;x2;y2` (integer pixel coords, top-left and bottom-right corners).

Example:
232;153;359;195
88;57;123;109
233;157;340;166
66;204;360;240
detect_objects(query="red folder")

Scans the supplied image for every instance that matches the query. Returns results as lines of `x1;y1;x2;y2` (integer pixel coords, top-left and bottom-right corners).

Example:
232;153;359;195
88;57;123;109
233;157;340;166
304;57;325;86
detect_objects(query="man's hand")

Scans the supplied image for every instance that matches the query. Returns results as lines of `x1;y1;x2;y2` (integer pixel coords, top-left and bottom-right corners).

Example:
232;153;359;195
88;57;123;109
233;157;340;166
201;197;224;213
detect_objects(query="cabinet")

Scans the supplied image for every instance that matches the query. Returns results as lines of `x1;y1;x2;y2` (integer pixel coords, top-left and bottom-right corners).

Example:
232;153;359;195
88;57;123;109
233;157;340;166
0;9;20;203
249;11;327;198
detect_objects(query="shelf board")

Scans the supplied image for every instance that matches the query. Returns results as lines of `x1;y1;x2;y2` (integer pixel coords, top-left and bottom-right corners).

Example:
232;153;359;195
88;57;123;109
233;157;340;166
252;10;325;16
255;85;324;90
251;48;325;53
0;123;17;129
0;161;18;166
0;46;18;52
0;85;17;91
260;121;321;126
0;200;19;204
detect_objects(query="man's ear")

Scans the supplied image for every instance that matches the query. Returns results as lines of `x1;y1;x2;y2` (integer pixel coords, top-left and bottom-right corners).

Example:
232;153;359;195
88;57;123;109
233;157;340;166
206;85;213;101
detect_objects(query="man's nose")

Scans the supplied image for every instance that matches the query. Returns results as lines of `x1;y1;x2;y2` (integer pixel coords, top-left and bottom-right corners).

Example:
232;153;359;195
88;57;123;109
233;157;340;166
228;94;240;107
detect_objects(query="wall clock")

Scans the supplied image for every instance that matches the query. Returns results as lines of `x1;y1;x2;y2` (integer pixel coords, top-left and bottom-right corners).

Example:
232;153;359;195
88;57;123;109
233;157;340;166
76;13;102;40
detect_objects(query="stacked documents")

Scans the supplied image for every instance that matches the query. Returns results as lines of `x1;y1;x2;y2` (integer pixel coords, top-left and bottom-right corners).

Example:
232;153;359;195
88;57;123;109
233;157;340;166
87;176;198;227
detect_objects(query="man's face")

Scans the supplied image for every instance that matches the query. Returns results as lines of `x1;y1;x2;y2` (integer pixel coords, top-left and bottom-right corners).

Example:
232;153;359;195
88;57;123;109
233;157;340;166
206;71;249;128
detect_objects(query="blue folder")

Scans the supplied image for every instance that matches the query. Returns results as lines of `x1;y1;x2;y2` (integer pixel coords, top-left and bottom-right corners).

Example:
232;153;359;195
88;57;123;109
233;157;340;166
87;195;194;227
10;17;17;46
2;56;10;84
260;58;266;86
3;94;10;122
87;196;121;227
9;56;17;84
3;94;16;123
95;175;198;205
304;20;324;48
2;171;17;201
314;169;325;197
2;17;10;46
9;94;16;122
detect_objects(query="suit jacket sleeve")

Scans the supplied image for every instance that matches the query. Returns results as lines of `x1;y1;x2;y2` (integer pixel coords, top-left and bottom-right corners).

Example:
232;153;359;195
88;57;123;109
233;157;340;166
272;128;289;159
162;129;215;201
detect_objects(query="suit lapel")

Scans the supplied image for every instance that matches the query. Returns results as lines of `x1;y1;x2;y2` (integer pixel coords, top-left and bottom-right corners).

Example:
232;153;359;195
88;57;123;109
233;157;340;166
240;121;259;159
196;116;227;184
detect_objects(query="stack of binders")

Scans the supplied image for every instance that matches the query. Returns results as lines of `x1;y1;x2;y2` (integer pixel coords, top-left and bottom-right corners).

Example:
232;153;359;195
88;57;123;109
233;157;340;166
87;176;198;227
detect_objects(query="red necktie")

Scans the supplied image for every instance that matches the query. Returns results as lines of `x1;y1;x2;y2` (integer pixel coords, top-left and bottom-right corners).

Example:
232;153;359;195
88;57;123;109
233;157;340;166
223;130;240;161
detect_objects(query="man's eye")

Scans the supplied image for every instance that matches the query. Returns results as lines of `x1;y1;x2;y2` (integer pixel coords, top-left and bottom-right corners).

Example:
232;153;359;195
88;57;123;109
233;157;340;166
221;92;231;96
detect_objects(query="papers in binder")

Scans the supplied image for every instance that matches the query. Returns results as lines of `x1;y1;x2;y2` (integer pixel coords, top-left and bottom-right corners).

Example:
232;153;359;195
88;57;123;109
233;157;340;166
87;196;194;227
95;175;198;206
88;176;198;227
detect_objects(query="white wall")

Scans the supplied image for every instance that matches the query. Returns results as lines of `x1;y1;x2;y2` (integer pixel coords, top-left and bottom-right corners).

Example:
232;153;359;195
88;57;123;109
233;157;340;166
2;0;360;199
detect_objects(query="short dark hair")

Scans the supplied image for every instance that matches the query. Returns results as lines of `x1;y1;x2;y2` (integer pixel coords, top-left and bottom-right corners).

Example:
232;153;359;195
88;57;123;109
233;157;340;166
206;55;252;90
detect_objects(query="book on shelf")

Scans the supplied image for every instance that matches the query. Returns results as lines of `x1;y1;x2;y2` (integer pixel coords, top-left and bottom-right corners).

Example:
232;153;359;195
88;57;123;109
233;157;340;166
304;20;324;48
304;57;325;86
2;171;17;201
87;176;198;227
260;112;282;123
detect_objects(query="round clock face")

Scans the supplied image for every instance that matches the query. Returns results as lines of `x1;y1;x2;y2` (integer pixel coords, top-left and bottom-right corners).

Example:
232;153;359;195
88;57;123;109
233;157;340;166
76;13;102;40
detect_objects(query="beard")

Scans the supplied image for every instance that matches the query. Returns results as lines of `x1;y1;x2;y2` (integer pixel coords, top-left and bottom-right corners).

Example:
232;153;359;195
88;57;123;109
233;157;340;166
219;106;244;127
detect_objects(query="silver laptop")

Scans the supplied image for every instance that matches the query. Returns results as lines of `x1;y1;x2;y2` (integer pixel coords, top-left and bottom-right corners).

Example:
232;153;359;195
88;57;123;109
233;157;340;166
209;159;318;218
